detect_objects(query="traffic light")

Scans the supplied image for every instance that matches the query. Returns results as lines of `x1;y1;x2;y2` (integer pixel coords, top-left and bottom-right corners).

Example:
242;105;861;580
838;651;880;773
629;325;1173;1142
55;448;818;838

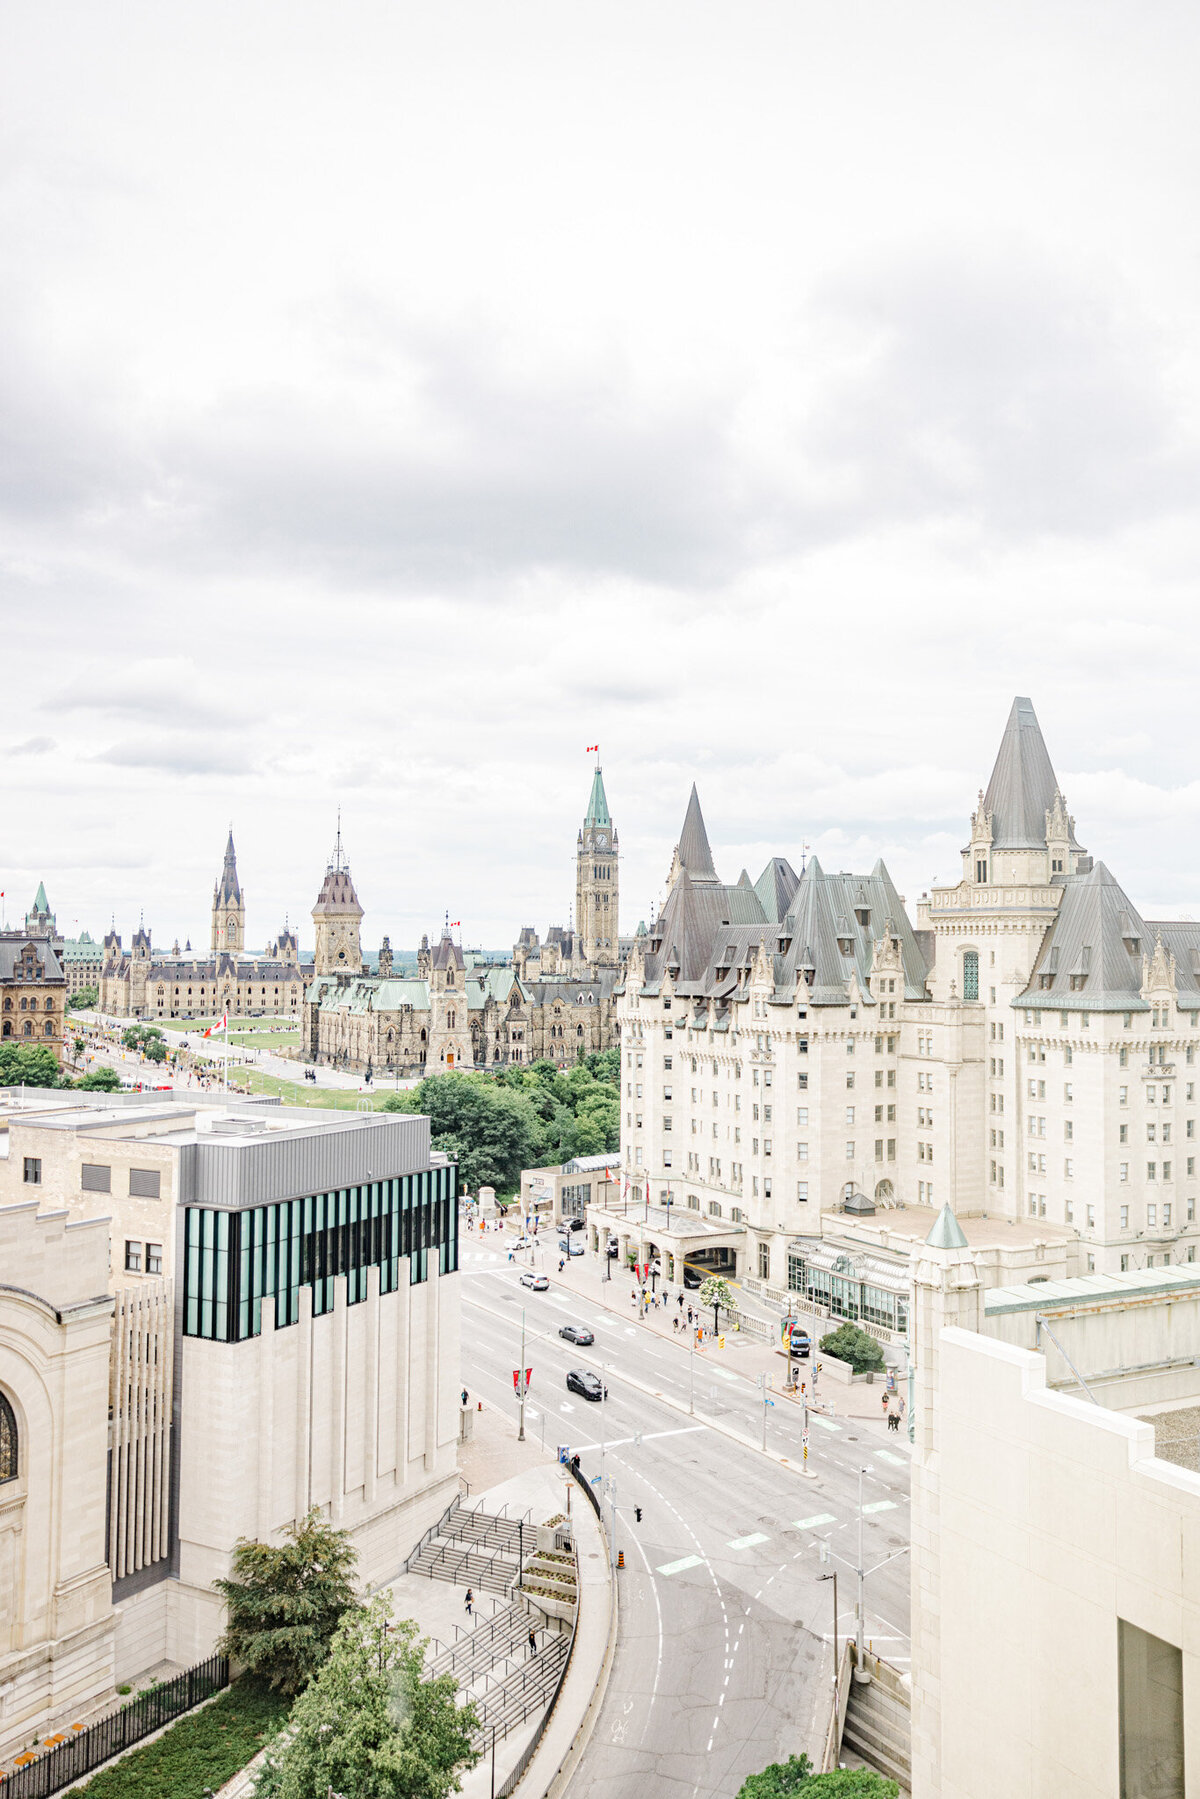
634;1506;643;1523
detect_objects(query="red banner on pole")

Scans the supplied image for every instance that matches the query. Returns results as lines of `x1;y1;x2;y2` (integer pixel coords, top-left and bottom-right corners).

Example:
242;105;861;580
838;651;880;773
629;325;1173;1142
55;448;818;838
513;1369;533;1392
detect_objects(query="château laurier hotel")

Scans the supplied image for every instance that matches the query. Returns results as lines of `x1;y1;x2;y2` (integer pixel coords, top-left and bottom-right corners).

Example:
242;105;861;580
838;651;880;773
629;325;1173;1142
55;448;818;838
617;697;1200;1292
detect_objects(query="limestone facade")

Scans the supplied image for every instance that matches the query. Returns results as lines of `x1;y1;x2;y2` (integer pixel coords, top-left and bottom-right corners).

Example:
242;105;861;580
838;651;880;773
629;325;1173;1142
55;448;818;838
616;698;1200;1286
0;936;67;1066
99;834;304;1020
0;1203;115;1760
0;1093;461;1741
910;1224;1200;1796
304;772;621;1076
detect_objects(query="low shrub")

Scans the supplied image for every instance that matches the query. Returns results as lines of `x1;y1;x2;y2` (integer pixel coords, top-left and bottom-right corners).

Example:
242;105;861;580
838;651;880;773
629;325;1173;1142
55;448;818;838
74;1677;289;1799
819;1324;886;1376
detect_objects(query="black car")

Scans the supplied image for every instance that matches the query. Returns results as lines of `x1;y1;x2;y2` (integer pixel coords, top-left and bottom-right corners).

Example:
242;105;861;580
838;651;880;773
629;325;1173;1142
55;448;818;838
567;1217;587;1233
682;1266;703;1289
566;1368;607;1401
559;1323;595;1345
606;1239;620;1258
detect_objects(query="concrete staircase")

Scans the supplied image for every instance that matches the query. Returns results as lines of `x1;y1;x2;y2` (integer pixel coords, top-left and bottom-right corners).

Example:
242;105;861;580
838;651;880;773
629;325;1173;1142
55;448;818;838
842;1651;911;1793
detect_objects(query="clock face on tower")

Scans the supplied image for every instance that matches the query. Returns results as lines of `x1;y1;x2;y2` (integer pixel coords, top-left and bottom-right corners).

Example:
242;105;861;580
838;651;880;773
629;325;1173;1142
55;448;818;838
597;833;608;847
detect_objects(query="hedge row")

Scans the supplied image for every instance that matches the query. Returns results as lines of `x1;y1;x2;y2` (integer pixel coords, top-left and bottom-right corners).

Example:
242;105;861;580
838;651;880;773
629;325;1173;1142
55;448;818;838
72;1679;289;1799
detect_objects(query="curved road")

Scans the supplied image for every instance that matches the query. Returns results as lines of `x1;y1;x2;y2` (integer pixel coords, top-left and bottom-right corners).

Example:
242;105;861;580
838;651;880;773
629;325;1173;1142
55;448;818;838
461;1243;910;1797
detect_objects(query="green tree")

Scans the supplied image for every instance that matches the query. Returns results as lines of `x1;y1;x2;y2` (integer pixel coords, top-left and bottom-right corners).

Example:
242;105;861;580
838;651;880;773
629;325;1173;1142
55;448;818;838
75;1066;122;1091
736;1760;897;1799
698;1275;734;1333
143;1037;168;1064
68;985;99;1011
0;1043;65;1088
819;1324;886;1376
255;1594;479;1799
122;1026;143;1050
214;1509;360;1696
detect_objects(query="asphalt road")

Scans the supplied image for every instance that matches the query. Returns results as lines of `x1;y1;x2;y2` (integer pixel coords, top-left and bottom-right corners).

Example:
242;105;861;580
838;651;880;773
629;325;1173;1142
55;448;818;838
460;1242;910;1799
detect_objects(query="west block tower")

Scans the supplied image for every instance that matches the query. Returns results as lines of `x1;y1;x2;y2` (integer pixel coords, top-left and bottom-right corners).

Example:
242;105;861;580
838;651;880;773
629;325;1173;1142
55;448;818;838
211;832;245;954
576;766;618;966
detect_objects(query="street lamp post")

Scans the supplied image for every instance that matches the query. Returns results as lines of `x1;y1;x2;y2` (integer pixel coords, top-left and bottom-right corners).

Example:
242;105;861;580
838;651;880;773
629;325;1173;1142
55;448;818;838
518;1309;527;1442
819;1570;839;1712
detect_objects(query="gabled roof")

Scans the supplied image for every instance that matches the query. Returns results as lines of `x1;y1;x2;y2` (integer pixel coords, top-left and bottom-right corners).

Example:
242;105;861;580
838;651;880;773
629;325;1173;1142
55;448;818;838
982;697;1077;851
584;767;611;830
1017;861;1153;1012
431;932;465;971
677;785;718;882
754;857;801;923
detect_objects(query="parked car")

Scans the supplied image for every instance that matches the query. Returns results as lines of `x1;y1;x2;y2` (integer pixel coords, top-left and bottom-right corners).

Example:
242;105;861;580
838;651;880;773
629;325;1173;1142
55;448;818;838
606;1237;620;1258
512;1235;535;1252
566;1368;607;1402
567;1216;587;1233
682;1266;703;1289
787;1331;812;1360
520;1271;550;1291
559;1323;595;1345
558;1236;585;1257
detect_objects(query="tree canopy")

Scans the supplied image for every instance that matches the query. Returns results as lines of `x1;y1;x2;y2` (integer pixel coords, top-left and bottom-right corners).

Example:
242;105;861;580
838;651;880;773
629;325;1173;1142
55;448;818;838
254;1595;479;1799
0;1043;65;1088
382;1051;619;1193
736;1756;898;1798
214;1509;360;1696
819;1324;886;1376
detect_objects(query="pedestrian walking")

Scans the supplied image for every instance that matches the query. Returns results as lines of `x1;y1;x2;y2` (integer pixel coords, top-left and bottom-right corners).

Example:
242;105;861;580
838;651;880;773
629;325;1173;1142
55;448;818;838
881;1392;890;1420
462;1388;469;1408
687;1306;693;1327
465;1588;474;1618
528;1628;537;1657
559;1258;565;1272
887;1408;900;1433
678;1292;684;1310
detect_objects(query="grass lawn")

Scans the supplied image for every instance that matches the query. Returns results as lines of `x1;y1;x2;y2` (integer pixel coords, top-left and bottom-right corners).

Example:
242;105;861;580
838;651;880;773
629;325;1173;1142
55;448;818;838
226;1027;301;1049
177;1015;300;1033
231;1067;399;1111
72;1678;289;1799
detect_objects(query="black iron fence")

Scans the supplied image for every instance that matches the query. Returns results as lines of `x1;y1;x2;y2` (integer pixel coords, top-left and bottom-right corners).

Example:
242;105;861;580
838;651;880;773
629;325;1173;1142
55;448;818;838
567;1459;600;1518
4;1655;229;1799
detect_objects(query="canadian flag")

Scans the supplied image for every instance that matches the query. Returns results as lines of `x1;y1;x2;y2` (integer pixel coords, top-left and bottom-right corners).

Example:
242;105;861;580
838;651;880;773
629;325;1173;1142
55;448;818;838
586;743;599;753
203;1013;228;1039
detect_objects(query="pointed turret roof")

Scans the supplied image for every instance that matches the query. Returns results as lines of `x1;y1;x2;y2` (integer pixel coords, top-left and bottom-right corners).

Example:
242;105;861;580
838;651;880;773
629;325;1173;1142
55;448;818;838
216;830;242;903
584;767;611;829
677;784;718;882
31;881;49;914
982;697;1077;851
926;1203;968;1249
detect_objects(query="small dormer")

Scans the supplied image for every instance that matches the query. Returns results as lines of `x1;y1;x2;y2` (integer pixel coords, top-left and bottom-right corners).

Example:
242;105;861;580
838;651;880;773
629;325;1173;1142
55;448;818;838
836;916;854;956
1037;945;1059;991
1121;913;1141;959
1068;945;1091;992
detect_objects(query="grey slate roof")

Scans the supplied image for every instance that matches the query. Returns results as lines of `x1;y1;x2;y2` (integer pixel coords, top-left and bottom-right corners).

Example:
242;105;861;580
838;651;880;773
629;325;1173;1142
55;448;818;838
1012;860;1200;1013
677;785;718;882
215;831;243;903
754;857;801;923
637;828;929;1010
0;939;66;981
312;865;363;915
982;696;1080;851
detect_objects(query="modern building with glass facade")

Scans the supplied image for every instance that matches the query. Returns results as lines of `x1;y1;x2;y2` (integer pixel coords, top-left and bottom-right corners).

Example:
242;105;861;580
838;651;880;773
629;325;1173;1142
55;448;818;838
0;1092;462;1691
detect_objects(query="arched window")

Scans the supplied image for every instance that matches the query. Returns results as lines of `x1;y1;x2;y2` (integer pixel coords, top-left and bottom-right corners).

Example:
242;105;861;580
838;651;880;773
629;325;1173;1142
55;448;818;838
962;950;979;1002
44;1020;54;1036
23;1021;32;1036
0;1391;17;1484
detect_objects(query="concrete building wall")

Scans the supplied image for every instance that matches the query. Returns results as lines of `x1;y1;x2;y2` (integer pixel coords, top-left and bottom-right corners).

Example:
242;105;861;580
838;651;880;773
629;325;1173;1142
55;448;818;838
915;1324;1200;1799
0;1206;115;1760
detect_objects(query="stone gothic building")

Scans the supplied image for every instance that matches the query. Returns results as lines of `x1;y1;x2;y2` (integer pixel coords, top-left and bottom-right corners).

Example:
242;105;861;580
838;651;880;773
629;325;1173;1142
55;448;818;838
618;696;1200;1285
304;772;621;1076
98;834;305;1020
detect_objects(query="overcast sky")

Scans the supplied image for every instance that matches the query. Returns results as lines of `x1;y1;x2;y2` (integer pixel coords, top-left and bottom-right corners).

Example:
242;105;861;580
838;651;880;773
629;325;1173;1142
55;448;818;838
4;2;1200;951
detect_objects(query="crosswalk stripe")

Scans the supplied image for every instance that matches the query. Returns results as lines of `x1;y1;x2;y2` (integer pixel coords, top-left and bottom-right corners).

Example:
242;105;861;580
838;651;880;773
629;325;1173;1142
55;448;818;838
727;1532;770;1550
657;1554;705;1576
794;1512;837;1529
863;1500;897;1515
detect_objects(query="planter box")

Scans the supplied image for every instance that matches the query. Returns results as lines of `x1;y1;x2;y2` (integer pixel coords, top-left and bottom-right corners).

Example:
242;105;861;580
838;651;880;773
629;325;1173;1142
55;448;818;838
524;1591;576;1625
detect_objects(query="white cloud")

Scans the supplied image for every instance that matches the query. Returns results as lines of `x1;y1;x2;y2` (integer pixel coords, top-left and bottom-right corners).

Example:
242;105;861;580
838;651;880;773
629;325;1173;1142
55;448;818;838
4;3;1200;943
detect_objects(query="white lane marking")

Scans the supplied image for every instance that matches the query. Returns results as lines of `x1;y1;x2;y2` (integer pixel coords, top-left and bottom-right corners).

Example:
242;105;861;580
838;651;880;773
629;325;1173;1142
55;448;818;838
712;1367;739;1383
794;1512;837;1529
657;1554;705;1576
809;1414;842;1432
877;1448;906;1466
863;1499;897;1515
727;1532;770;1550
559;1403;575;1413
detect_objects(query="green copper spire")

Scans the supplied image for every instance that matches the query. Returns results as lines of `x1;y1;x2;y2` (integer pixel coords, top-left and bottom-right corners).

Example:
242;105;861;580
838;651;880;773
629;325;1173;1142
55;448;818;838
32;881;49;914
925;1203;969;1250
584;766;611;829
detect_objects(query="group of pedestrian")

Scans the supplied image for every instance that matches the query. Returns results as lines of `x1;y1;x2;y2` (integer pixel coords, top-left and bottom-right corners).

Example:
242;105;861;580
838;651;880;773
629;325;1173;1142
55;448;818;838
881;1390;906;1433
